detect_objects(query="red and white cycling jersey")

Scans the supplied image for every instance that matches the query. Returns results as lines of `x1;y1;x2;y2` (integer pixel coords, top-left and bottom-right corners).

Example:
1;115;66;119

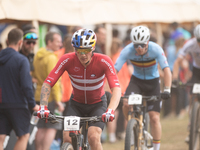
44;52;120;104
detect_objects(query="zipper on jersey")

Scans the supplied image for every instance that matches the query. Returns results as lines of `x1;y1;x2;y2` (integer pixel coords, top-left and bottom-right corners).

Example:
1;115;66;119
84;68;87;104
142;55;146;80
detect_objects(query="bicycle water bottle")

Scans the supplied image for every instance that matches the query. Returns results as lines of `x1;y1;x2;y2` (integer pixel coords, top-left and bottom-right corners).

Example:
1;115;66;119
30;113;39;125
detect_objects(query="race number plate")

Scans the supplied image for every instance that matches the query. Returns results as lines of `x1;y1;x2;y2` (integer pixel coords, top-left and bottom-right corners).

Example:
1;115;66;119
64;116;80;131
192;83;200;94
128;94;142;105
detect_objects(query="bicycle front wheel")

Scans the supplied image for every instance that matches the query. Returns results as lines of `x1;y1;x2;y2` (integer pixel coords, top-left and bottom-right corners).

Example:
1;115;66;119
189;101;200;150
61;142;74;150
125;119;139;150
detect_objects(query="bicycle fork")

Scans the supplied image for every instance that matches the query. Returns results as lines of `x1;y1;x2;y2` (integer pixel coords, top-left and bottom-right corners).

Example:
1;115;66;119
136;114;146;150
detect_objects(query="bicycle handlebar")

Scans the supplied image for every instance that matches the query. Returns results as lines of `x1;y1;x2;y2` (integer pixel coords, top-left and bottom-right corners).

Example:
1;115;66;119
171;82;194;88
121;95;160;102
33;111;102;123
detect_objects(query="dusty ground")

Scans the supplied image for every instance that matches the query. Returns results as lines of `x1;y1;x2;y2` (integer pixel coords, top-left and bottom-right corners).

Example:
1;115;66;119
102;114;189;150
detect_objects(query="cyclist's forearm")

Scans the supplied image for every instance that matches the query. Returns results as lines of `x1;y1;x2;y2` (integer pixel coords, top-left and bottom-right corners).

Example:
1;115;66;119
163;67;172;88
108;87;121;111
40;83;51;106
172;57;182;80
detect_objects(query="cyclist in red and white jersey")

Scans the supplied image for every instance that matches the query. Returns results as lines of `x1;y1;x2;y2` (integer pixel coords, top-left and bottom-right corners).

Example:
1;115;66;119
36;29;121;150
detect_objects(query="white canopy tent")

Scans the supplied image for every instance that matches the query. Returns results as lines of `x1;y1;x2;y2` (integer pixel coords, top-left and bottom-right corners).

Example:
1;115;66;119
0;0;200;25
0;0;200;55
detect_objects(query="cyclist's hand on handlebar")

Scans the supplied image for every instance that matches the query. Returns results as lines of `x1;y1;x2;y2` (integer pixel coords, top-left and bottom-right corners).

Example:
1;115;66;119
172;80;183;87
172;79;179;86
37;106;50;122
161;88;171;100
102;109;115;122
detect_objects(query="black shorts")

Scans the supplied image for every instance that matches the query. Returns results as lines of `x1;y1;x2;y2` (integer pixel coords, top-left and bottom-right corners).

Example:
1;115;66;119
189;67;200;83
0;108;31;137
125;75;162;112
67;97;107;130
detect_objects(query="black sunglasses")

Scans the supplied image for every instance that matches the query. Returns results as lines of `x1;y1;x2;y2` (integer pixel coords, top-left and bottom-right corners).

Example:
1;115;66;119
26;41;36;45
197;39;200;43
134;44;146;49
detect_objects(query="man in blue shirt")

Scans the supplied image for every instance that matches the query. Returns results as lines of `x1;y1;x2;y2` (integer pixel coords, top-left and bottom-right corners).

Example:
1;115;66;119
115;26;172;150
0;28;39;150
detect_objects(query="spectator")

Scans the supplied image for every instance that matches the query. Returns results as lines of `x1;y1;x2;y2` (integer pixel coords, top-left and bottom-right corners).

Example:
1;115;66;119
54;34;74;113
0;28;39;150
170;22;191;44
19;30;38;86
32;32;64;150
94;25;106;54
54;34;74;144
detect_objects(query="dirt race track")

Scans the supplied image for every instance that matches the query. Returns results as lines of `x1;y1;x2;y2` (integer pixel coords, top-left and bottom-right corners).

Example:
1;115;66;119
102;114;189;150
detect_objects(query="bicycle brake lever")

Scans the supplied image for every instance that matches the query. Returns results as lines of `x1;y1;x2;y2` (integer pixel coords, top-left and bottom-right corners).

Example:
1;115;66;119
149;96;157;101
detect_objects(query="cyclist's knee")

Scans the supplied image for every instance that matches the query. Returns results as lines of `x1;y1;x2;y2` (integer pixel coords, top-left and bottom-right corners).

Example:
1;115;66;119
88;128;101;145
88;133;100;145
18;133;30;141
149;112;160;124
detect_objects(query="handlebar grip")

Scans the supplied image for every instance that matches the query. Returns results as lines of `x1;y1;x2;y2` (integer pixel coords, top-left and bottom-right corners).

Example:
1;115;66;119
33;111;37;116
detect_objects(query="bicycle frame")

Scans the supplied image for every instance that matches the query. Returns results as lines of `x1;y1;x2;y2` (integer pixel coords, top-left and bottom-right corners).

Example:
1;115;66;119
70;120;90;150
128;100;148;149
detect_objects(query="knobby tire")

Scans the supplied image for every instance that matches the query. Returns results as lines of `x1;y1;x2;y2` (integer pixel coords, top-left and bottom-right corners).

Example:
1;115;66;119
125;119;138;150
189;101;200;150
61;142;74;150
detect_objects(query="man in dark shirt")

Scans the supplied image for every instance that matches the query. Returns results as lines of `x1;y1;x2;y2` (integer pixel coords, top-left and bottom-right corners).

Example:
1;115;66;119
0;28;39;150
19;30;38;72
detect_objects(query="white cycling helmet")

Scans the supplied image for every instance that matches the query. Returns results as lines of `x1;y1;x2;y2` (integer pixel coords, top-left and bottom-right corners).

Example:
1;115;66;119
194;24;200;39
130;26;150;44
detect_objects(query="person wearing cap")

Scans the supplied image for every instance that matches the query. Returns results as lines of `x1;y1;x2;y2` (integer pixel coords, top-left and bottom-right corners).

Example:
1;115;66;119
114;25;172;150
19;31;38;72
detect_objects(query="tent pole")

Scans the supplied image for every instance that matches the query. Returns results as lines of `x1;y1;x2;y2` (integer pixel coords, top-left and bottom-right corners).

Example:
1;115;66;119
105;23;112;57
32;20;39;54
155;23;162;47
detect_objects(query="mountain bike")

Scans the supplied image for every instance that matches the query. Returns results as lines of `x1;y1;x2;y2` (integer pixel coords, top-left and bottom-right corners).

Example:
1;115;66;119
34;112;102;150
121;94;160;150
172;82;200;150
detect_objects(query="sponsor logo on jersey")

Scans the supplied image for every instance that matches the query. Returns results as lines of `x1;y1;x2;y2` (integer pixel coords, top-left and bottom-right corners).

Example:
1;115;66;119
74;67;80;72
46;80;51;83
55;58;69;74
101;59;115;74
71;75;83;78
91;74;96;77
